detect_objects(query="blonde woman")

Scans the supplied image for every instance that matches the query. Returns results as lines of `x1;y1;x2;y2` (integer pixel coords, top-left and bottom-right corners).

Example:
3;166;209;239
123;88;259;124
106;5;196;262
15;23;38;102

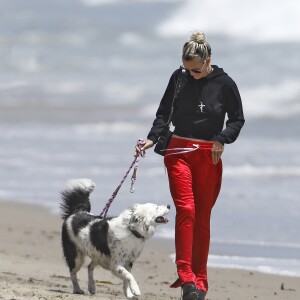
138;31;245;300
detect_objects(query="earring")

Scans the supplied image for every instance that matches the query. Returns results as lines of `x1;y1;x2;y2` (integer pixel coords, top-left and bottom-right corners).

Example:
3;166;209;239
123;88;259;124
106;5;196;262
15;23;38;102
207;64;213;74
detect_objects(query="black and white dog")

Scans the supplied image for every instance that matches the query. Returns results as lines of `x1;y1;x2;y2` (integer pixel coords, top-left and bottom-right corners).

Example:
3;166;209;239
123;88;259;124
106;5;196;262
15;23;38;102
60;178;170;298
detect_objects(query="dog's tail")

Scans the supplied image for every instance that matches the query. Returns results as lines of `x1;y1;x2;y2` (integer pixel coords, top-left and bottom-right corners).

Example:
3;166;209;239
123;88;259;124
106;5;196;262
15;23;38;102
60;178;95;221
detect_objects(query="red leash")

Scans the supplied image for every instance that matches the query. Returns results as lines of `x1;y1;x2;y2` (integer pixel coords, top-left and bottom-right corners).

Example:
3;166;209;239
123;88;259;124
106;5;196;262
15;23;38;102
100;139;146;218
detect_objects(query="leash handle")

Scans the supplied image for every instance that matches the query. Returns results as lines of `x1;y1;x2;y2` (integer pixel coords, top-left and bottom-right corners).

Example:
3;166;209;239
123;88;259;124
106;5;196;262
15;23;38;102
130;138;146;193
100;139;146;218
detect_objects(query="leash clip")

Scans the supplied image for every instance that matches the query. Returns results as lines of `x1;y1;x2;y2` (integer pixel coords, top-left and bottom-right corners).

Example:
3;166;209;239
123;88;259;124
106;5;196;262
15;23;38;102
130;138;146;193
130;186;135;193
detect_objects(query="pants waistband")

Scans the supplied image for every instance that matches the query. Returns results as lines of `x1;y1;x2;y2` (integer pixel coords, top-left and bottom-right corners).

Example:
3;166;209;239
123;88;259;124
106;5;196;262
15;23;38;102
171;135;214;148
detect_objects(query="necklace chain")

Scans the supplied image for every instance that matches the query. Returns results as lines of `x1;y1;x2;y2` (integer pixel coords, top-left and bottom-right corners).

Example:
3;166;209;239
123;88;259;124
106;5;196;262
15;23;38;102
194;68;213;113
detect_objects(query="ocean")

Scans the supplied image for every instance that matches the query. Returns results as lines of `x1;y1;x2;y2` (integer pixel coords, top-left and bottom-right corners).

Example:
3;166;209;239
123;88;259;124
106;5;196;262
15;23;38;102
1;0;300;277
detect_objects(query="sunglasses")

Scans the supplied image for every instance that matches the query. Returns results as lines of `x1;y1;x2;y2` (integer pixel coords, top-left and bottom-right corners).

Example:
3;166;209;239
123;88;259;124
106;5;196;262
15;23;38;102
182;60;206;74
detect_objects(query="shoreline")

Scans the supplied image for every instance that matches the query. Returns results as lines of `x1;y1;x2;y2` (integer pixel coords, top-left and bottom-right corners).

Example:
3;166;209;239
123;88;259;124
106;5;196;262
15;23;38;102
3;199;300;279
0;200;299;299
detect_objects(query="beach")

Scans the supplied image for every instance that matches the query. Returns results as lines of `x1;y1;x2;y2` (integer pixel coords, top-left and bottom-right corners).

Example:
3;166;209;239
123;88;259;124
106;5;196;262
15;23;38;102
1;1;300;299
0;201;299;300
1;0;300;287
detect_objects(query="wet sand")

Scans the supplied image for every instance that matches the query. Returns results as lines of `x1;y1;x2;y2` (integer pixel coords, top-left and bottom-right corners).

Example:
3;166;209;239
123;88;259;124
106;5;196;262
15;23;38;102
0;201;299;300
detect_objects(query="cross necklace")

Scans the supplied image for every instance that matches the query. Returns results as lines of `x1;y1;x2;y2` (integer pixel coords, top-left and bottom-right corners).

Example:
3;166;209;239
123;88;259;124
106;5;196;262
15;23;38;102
198;101;206;113
194;72;212;114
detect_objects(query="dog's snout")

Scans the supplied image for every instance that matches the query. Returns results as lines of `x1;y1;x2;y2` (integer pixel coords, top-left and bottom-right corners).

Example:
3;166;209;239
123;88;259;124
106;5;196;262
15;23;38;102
167;205;171;209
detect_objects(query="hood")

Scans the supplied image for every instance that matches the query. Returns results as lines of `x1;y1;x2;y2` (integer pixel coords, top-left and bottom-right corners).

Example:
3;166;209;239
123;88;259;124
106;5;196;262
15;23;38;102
210;65;227;79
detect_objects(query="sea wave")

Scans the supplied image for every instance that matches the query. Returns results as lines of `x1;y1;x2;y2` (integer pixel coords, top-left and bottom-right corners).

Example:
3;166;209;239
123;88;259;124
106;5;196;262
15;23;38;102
74;122;147;134
115;163;300;178
131;164;300;178
132;164;300;178
79;0;118;5
224;164;300;177
207;255;300;277
79;0;178;6
156;0;300;43
211;238;300;250
3;78;299;120
169;253;300;277
241;80;300;119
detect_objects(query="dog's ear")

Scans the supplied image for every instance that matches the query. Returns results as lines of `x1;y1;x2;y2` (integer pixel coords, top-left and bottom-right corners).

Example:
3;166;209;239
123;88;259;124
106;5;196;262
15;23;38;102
129;204;138;213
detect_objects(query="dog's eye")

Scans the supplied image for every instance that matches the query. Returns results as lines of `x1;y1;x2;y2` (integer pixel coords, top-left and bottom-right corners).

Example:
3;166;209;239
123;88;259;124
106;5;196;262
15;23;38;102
130;216;141;223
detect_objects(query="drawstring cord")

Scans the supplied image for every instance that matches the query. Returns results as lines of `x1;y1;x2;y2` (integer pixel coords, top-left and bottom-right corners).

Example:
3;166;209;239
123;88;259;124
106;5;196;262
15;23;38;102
100;138;146;218
164;144;200;157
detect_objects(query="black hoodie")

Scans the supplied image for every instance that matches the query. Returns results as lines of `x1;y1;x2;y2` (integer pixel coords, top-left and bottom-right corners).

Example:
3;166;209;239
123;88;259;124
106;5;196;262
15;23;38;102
147;65;245;145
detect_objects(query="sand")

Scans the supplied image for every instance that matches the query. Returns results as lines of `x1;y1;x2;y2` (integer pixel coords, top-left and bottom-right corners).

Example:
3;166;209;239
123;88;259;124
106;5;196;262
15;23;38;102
0;201;299;300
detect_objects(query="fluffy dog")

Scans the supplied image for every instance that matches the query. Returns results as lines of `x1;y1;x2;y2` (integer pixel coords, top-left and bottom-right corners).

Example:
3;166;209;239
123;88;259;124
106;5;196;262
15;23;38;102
60;178;170;298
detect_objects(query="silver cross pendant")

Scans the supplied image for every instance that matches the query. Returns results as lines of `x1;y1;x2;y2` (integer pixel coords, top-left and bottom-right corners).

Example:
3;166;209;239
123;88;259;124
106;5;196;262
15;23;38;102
198;102;206;113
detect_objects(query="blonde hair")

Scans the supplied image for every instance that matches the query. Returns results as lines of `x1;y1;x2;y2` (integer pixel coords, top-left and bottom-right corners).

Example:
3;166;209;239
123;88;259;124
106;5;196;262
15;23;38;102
182;31;212;61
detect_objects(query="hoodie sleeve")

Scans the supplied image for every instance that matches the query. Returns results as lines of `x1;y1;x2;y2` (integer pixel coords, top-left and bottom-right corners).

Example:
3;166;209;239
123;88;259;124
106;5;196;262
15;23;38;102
214;81;245;144
147;70;178;144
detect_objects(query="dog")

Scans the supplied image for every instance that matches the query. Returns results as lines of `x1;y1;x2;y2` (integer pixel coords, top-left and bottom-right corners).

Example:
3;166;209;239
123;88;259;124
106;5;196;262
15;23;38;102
60;178;170;298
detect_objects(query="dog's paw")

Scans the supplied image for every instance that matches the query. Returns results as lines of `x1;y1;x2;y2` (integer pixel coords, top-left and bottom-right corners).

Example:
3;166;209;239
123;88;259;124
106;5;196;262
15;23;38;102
124;282;132;298
88;282;96;294
129;281;141;297
126;290;139;299
124;283;135;298
127;294;139;300
125;290;135;299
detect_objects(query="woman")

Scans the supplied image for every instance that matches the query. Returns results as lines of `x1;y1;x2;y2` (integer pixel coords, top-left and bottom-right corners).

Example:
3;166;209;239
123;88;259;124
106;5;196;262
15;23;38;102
137;31;245;300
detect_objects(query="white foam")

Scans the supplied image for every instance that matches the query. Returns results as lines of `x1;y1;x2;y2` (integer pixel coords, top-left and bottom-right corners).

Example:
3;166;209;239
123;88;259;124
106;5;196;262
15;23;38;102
119;32;144;46
156;227;175;239
118;164;300;178
224;164;300;178
211;238;300;250
169;253;300;277
80;0;178;6
74;122;146;134
79;0;118;5
45;78;148;99
44;81;88;95
156;0;300;43
101;82;146;104
241;80;300;119
12;56;40;72
9;46;41;73
208;255;300;277
0;190;12;197
0;81;28;91
143;164;300;178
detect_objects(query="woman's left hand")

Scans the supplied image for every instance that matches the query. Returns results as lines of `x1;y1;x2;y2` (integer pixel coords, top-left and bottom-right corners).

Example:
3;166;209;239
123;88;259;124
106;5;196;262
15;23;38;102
212;141;224;165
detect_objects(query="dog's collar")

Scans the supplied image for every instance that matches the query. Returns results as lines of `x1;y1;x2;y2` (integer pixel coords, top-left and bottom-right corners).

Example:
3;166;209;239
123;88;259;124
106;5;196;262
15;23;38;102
129;229;145;240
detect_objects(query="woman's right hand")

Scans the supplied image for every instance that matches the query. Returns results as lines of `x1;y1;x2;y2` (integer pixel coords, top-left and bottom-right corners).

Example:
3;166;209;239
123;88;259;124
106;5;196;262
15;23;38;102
135;139;153;155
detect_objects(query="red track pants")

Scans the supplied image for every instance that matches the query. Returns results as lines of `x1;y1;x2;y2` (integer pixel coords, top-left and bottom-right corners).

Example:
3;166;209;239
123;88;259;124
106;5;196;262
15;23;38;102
164;136;222;292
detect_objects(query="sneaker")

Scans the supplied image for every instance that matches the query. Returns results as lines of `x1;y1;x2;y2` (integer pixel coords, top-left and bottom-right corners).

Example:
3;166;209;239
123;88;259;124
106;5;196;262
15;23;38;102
181;282;198;300
197;289;206;300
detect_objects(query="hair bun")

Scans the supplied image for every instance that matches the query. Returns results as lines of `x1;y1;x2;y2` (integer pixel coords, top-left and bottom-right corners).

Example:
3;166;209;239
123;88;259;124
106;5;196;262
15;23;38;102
182;31;211;60
189;31;206;44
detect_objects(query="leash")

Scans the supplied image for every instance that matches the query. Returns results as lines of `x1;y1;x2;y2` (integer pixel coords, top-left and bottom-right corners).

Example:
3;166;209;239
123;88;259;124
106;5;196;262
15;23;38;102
100;139;146;218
